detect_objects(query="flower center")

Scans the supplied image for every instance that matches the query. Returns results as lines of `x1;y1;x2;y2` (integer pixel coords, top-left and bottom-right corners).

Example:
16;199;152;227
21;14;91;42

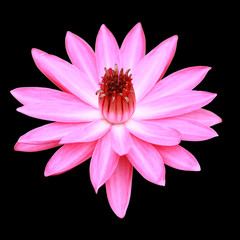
96;64;136;124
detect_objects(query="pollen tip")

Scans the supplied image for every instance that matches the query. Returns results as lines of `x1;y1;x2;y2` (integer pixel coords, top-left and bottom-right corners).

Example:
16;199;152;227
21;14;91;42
104;67;110;76
99;93;106;99
95;89;104;95
114;64;118;73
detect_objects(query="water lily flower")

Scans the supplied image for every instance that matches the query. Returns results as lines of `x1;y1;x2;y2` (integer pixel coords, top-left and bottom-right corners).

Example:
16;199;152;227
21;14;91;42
11;23;221;218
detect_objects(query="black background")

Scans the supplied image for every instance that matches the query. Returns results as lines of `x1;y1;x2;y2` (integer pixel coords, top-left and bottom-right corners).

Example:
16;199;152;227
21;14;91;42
4;1;234;237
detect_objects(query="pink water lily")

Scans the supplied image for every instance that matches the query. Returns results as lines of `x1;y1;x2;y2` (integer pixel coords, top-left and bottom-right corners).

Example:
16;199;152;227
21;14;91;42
11;23;221;218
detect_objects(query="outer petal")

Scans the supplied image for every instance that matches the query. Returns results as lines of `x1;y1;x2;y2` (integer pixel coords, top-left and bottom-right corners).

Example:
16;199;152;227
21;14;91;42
90;132;119;193
106;156;133;218
95;24;120;79
65;31;99;88
120;22;146;70
154;145;201;171
125;119;181;146
14;141;59;152
133;91;217;120
132;35;178;103
147;117;218;141
60;120;111;144
179;109;222;126
11;87;84;105
44;142;96;176
141;66;211;103
31;48;98;108
17;101;101;122
18;122;81;144
126;135;165;185
110;124;133;156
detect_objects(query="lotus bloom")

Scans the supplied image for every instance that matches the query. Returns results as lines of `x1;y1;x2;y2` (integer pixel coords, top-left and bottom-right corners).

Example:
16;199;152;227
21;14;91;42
11;23;221;218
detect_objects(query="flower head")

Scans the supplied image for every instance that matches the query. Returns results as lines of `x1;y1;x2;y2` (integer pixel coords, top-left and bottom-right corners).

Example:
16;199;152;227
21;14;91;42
11;23;221;218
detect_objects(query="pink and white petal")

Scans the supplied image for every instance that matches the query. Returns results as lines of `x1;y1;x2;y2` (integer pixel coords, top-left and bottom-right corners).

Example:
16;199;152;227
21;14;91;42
31;48;98;108
120;22;146;70
148;117;218;141
179;109;222;126
10;87;84;105
18;122;81;144
126;135;165;184
133;91;217;120
65;31;99;88
110;124;133;156
125;119;181;146
60;120;111;144
141;66;211;103
90;133;119;193
106;156;133;218
14;141;59;152
44;141;96;177
132;35;178;103
95;24;120;79
154;145;201;171
17;101;101;122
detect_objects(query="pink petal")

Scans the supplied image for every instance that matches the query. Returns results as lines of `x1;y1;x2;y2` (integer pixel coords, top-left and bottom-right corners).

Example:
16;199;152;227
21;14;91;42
60;120;111;144
17;101;101;122
65;31;99;87
106;156;133;218
14;141;59;152
95;24;120;79
110;124;133;156
31;48;98;108
120;22;146;70
44;142;96;176
148;117;218;141
132;35;178;103
154;145;201;171
141;66;211;103
18;122;81;144
133;90;217;120
126;135;165;185
179;109;222;126
125;119;181;146
10;87;84;105
90;133;119;193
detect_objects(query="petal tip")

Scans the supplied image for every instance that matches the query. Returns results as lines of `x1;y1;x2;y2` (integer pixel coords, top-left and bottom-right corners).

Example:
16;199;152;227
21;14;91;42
135;22;143;29
212;93;218;100
99;24;108;33
16;106;23;113
31;48;46;57
44;171;50;177
10;89;18;99
115;210;126;219
168;35;178;44
158;178;166;186
44;164;55;177
173;34;179;40
44;163;52;177
31;48;48;63
94;185;99;194
193;163;201;171
90;178;100;194
65;31;77;42
13;142;20;151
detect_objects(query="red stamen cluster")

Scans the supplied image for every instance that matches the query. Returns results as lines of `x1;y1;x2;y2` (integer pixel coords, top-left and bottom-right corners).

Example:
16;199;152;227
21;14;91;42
96;64;136;124
96;64;134;102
